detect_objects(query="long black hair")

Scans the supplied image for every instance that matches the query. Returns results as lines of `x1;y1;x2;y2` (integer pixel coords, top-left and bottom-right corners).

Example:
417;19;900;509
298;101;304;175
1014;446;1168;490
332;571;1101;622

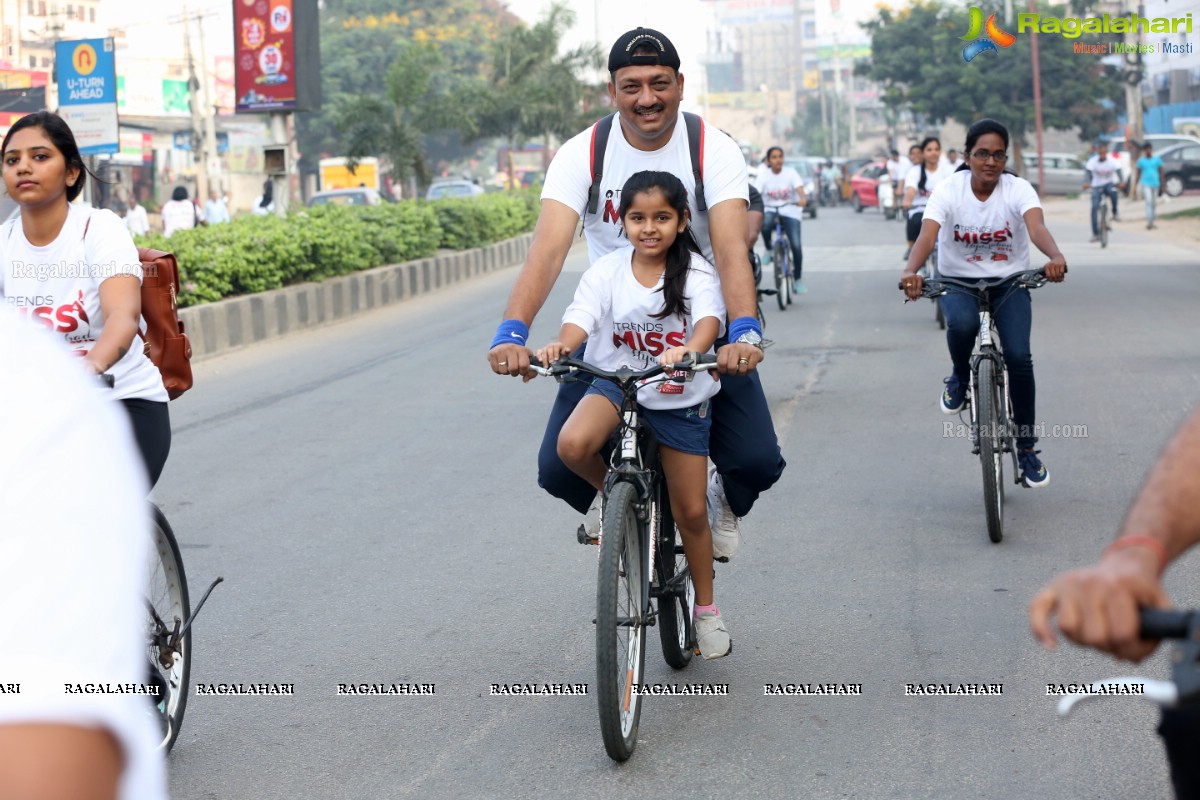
1;110;94;202
957;118;1018;176
618;170;704;321
917;136;941;194
260;179;273;208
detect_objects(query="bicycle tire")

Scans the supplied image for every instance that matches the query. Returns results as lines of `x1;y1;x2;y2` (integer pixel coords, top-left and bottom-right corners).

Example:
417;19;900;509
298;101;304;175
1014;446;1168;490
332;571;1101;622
1099;202;1109;248
756;301;766;331
148;504;191;752
654;492;694;670
596;481;646;762
935;299;946;329
773;238;789;311
976;360;1005;544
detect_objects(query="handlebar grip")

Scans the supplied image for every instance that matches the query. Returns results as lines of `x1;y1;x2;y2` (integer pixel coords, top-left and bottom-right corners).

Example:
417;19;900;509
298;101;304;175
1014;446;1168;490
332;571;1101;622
529;356;543;368
1139;608;1194;640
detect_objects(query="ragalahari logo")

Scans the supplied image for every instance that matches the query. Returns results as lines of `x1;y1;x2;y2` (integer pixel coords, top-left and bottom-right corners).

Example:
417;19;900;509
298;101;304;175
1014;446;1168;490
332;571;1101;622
961;7;1016;62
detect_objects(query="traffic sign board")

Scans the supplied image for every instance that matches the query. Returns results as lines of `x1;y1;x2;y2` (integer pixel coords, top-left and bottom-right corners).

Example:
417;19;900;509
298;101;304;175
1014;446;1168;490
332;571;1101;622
55;38;118;155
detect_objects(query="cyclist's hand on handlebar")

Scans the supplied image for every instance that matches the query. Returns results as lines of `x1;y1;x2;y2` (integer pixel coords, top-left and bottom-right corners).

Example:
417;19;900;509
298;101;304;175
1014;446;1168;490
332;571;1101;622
660;346;693;368
489;343;535;380
1044;255;1067;283
1028;550;1171;662
535;341;573;373
900;271;924;301
717;342;763;374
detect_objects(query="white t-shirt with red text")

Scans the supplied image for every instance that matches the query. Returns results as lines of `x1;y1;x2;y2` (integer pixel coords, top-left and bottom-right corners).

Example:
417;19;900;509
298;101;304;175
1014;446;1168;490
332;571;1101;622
562;249;726;410
754;166;805;220
922;171;1042;279
903;161;950;216
0;204;168;402
541;114;748;264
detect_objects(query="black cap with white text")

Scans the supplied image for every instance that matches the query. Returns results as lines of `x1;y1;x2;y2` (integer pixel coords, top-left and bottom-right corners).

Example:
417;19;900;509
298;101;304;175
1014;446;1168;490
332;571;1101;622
608;27;681;74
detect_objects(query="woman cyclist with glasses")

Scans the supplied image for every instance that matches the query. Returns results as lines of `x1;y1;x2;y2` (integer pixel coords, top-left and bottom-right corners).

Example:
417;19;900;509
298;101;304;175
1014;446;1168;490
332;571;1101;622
900;118;1067;488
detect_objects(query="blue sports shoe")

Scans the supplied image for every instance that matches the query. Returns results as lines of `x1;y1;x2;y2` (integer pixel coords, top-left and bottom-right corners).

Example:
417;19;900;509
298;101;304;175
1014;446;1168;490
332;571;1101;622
1018;449;1050;488
940;376;967;414
792;280;806;294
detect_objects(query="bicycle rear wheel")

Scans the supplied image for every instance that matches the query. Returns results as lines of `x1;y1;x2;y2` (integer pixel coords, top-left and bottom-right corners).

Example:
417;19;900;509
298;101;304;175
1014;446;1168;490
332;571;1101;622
773;239;789;311
596;482;646;762
655;492;695;670
976;360;1005;543
147;504;191;751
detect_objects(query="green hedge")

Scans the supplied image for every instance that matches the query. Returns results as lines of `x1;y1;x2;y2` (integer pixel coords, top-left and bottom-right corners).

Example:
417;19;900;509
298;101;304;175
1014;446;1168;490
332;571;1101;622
137;190;540;308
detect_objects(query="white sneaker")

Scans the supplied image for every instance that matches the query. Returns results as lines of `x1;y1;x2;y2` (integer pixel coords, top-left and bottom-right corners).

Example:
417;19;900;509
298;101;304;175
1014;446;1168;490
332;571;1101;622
706;468;742;561
694;610;731;659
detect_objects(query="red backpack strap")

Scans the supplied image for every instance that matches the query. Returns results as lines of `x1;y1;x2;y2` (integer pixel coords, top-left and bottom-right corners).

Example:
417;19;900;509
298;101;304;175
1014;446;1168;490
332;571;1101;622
585;113;616;216
683;112;706;212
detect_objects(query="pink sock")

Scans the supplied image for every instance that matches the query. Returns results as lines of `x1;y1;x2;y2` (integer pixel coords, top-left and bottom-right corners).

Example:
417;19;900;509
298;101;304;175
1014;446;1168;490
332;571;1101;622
694;603;718;619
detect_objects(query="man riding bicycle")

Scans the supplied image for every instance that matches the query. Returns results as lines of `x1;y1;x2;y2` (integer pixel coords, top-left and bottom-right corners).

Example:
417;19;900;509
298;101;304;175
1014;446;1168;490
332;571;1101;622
1084;141;1125;242
487;27;785;563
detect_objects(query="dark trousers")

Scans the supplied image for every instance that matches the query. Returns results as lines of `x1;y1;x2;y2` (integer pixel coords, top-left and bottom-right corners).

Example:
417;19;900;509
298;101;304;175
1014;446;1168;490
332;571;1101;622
1159;705;1200;799
121;398;171;489
537;345;786;516
940;284;1038;450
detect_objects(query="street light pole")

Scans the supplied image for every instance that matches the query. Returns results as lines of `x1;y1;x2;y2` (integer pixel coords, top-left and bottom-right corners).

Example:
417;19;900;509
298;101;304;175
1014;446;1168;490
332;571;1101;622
1030;0;1045;197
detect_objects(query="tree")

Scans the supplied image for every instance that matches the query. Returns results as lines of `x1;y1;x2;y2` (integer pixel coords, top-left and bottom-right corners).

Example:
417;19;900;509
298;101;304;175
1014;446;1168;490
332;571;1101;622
449;2;604;188
859;1;1123;153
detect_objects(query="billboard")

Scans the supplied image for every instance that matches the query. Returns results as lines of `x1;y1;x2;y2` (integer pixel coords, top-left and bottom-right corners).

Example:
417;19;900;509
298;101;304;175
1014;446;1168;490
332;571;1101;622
234;0;319;113
55;38;119;155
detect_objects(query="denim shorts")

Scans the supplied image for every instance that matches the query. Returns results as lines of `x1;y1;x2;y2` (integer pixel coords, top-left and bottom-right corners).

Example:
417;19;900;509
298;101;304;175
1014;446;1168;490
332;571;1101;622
585;380;713;456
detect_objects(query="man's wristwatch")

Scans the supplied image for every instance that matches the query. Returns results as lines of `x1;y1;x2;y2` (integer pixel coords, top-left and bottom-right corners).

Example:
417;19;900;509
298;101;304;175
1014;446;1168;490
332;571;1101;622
734;331;764;350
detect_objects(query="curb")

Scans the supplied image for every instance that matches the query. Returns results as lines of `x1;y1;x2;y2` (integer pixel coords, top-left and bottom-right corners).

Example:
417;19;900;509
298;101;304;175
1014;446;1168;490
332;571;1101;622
179;232;533;362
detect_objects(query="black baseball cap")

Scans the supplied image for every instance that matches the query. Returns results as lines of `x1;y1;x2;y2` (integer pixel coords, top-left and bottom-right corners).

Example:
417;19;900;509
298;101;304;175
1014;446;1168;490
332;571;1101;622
608;27;681;74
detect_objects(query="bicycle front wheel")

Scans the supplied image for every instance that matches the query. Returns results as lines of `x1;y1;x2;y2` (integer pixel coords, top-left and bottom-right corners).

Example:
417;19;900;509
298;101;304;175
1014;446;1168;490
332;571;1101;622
596;482;647;761
1099;203;1109;248
976;360;1005;543
147;504;191;751
655;493;694;670
773;240;789;311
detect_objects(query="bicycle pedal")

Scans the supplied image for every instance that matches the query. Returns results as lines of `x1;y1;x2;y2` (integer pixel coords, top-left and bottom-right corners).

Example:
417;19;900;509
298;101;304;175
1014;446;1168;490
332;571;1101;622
576;524;599;546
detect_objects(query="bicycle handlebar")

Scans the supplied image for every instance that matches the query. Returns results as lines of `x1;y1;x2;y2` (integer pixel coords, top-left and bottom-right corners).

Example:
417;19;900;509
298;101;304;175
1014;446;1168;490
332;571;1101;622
529;353;719;385
1139;608;1195;641
897;269;1063;300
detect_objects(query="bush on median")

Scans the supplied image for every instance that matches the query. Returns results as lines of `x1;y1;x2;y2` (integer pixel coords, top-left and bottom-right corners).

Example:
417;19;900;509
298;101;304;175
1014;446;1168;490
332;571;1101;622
136;190;539;308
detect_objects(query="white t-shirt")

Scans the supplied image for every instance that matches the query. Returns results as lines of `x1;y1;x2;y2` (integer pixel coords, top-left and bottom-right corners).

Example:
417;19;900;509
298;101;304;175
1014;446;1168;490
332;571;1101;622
563;249;725;411
904;162;950;216
885;158;905;183
541;114;748;264
160;199;195;236
1085;153;1122;187
0;310;168;800
0;204;169;402
754;166;805;220
125;204;150;237
922;171;1042;279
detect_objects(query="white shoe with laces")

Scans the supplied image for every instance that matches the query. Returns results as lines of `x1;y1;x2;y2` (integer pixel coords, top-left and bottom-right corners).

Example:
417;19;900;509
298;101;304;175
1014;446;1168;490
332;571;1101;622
694;610;732;659
706;467;742;561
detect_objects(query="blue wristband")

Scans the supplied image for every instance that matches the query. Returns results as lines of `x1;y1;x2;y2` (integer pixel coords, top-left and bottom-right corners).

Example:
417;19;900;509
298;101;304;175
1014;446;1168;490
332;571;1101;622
726;316;762;344
490;319;530;351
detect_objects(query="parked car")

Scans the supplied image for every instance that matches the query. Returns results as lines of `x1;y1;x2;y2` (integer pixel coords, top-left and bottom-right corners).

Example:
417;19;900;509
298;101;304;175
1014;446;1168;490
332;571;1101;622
1105;134;1200;179
848;162;889;213
426;180;485;200
308;188;384;207
783;160;818;218
1155;143;1200;196
1021;152;1087;195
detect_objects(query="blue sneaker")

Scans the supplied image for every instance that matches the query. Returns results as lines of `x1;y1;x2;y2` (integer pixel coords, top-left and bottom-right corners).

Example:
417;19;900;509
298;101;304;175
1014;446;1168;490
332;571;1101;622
940;376;967;414
1018;449;1050;488
792;280;806;294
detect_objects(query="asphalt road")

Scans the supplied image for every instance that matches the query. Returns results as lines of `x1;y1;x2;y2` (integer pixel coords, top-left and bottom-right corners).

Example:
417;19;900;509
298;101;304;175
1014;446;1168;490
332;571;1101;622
161;200;1199;799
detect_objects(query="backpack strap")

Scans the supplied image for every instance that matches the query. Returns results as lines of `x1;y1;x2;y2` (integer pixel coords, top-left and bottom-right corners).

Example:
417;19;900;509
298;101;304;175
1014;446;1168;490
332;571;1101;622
586;113;616;216
683;112;707;212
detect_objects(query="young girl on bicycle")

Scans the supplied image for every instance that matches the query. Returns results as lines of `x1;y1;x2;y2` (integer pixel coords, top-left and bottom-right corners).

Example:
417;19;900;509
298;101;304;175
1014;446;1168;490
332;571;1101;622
901;118;1067;487
0;111;170;486
755;146;806;294
537;170;731;660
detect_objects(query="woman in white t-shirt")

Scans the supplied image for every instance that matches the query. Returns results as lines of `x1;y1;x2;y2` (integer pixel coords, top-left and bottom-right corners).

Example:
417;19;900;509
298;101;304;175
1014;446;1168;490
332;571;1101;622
160;185;196;236
536;170;732;661
902;136;949;260
900;118;1067;488
754;146;807;294
0;111;171;487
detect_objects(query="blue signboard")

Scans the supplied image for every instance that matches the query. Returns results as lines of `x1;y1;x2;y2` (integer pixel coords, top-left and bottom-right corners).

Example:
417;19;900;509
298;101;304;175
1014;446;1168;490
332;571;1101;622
55;38;118;155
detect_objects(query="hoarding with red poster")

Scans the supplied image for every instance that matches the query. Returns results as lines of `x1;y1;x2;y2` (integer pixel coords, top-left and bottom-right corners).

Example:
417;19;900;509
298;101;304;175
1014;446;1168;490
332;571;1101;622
233;0;318;112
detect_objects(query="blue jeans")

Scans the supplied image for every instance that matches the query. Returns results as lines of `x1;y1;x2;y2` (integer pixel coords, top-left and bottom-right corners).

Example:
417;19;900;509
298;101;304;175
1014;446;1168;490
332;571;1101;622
1090;185;1118;235
940;283;1038;450
761;211;803;281
538;344;786;516
1142;184;1158;224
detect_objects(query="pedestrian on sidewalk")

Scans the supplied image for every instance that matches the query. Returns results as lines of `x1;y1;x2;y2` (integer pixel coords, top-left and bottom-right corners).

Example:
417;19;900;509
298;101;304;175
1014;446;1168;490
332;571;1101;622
1134;143;1164;230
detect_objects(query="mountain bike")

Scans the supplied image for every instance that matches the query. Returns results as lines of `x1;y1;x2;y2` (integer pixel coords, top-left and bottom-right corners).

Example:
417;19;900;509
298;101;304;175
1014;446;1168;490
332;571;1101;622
531;353;718;762
901;270;1056;543
1055;608;1200;798
764;206;800;310
98;374;222;752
